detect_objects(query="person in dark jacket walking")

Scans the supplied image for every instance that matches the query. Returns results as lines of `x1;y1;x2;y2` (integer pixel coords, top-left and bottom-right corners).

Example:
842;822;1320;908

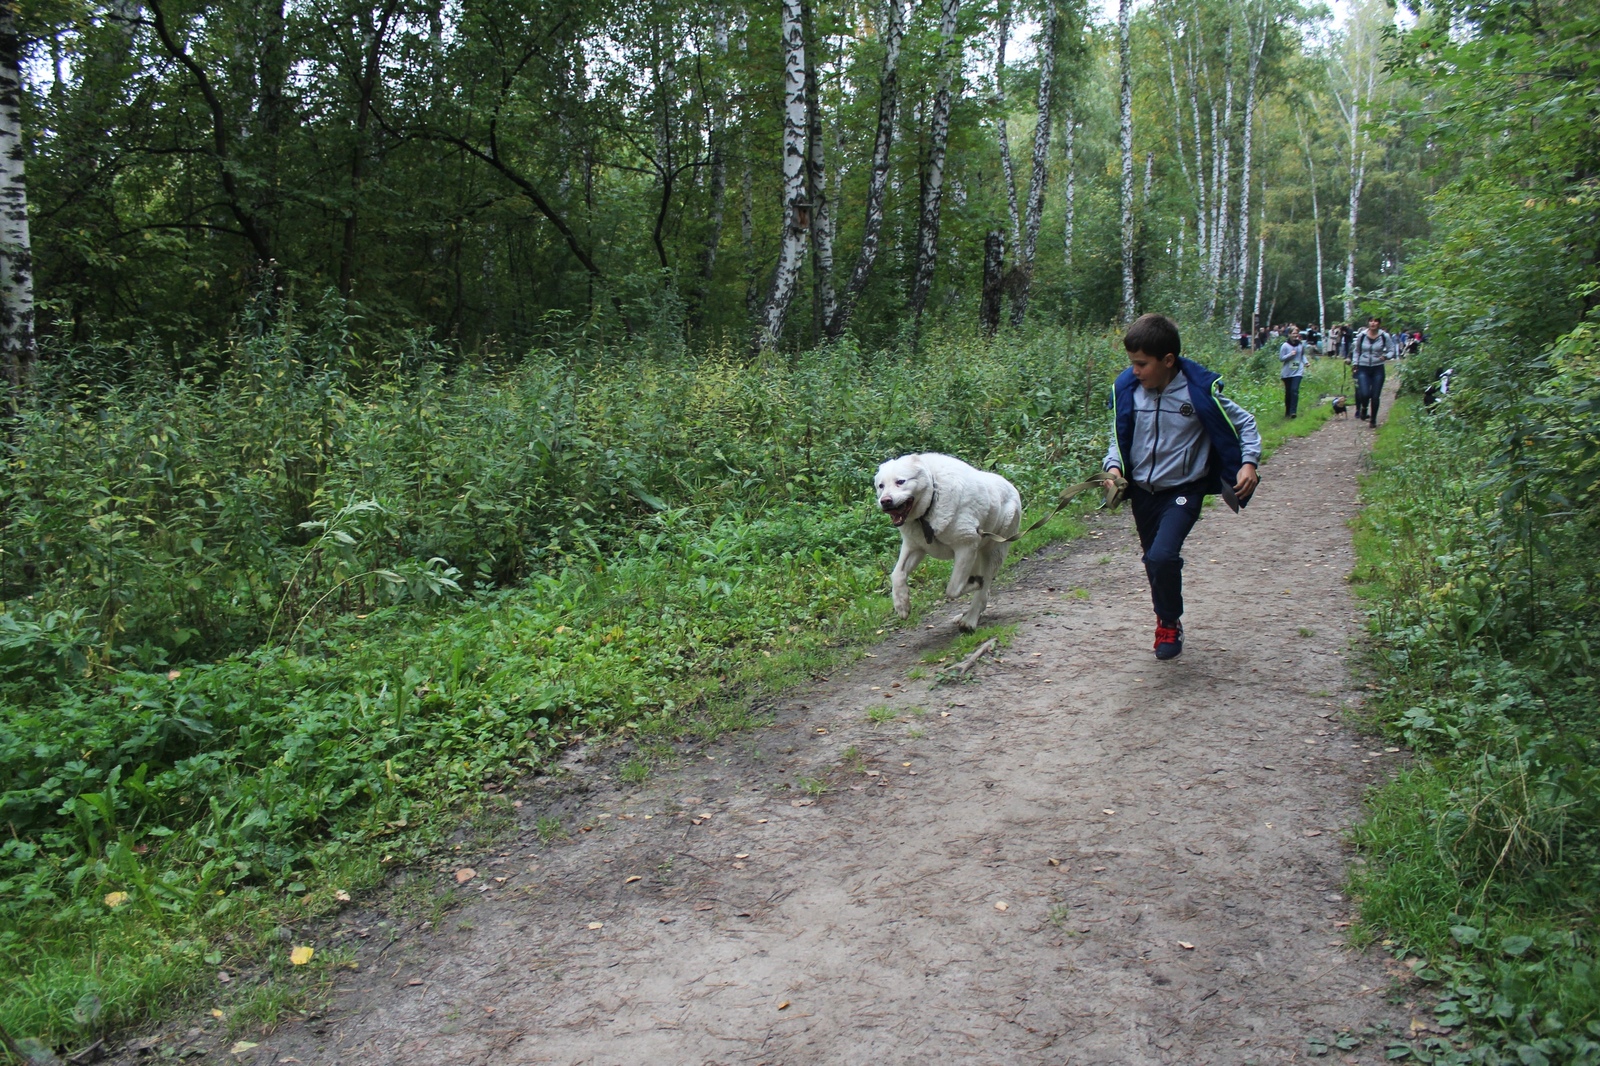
1103;314;1262;661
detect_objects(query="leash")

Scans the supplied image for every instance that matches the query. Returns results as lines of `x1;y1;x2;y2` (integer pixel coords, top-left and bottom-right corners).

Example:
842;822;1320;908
978;472;1129;544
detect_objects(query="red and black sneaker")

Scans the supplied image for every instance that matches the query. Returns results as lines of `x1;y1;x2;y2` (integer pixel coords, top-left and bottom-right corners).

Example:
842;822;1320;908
1153;619;1184;661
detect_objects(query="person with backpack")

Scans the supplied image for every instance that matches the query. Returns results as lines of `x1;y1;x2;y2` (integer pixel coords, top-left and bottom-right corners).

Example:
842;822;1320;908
1278;325;1308;418
1349;316;1395;426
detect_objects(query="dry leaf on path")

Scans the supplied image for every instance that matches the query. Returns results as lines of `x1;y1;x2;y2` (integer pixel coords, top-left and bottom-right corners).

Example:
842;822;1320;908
777;1000;791;1010
103;891;129;908
229;1041;258;1055
995;901;1009;911
586;921;604;930
289;946;314;966
454;868;476;884
335;890;351;901
625;875;642;884
1178;941;1195;950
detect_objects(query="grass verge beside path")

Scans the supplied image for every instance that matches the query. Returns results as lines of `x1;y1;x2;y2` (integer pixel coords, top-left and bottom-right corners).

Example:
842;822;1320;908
1348;398;1600;1065
0;333;1319;1055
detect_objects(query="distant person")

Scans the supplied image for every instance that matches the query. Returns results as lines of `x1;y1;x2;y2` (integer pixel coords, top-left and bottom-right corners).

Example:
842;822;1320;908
1339;324;1354;361
1103;313;1261;661
1349;315;1395;427
1279;326;1308;418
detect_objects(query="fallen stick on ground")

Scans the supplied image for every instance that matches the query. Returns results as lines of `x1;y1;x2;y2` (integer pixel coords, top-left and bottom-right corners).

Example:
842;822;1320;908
952;638;998;677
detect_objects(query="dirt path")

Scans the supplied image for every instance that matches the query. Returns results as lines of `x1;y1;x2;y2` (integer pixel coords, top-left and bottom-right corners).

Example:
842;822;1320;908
257;406;1414;1065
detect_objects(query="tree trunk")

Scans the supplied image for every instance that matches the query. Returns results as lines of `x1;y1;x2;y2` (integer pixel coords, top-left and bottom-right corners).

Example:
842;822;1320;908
1118;0;1135;323
1298;112;1326;335
1206;23;1234;319
1187;35;1208;269
802;0;834;341
979;229;1005;335
756;0;810;350
1062;114;1076;275
339;1;401;300
1010;2;1057;328
908;0;961;322
994;10;1022;250
0;1;35;393
1228;11;1263;333
1252;178;1266;337
693;12;731;327
826;0;905;339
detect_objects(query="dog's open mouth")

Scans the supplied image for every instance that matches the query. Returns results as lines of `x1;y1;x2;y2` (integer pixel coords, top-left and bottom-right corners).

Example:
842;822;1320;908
884;501;912;527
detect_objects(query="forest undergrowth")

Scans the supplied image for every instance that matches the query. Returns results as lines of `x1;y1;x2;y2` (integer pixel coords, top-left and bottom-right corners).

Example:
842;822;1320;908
1351;366;1600;1063
0;314;1330;1051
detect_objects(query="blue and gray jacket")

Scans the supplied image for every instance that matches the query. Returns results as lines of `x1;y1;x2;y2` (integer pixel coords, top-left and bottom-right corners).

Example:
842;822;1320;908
1102;358;1262;500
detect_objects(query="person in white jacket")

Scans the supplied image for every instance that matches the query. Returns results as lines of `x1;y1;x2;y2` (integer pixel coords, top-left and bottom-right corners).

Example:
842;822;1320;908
1278;326;1308;418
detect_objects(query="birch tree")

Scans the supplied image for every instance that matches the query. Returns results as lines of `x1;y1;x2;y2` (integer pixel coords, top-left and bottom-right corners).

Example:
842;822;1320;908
827;0;905;340
0;0;33;390
802;0;835;338
993;9;1022;251
1010;3;1058;328
908;0;961;322
756;0;810;349
1330;0;1385;323
1062;114;1076;275
1117;0;1135;322
1297;110;1326;335
1226;6;1265;334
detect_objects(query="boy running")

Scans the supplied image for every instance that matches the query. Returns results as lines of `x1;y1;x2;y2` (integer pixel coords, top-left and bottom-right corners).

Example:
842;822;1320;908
1104;314;1262;661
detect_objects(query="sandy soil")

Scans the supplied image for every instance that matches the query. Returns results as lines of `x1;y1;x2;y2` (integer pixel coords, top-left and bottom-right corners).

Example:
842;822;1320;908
144;402;1424;1066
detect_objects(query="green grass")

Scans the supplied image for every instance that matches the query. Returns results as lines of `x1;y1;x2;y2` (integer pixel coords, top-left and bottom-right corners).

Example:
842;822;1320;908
1347;398;1600;1064
0;327;1309;1054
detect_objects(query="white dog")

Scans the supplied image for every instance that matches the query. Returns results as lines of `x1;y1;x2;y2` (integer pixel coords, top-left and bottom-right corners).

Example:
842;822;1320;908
874;453;1022;632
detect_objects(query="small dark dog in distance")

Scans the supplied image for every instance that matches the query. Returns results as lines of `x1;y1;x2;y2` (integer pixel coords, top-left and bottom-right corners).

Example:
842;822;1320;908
1424;369;1454;408
1330;395;1348;419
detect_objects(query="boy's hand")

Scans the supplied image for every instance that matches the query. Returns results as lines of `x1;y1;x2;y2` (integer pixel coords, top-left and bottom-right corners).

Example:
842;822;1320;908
1235;463;1259;501
1106;466;1122;482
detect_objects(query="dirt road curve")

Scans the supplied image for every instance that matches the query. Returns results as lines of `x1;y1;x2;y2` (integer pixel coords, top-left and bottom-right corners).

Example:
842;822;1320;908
267;411;1413;1065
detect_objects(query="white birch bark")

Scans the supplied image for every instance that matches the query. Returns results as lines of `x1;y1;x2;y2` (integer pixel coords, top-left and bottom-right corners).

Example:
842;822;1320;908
908;0;961;320
994;11;1022;250
1062;115;1076;274
1252;178;1266;336
756;0;810;349
827;0;905;339
1228;8;1264;334
1297;111;1326;335
1186;34;1209;268
1118;0;1135;323
1205;23;1234;319
802;0;834;337
0;3;34;391
1332;0;1384;323
1010;2;1057;328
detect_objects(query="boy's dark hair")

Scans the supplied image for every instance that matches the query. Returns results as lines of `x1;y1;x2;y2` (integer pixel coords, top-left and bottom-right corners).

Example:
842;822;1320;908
1367;315;1381;325
1124;313;1181;359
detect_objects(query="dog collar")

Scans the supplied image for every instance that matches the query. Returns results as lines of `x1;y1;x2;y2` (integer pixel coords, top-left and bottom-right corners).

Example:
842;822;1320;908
918;488;941;545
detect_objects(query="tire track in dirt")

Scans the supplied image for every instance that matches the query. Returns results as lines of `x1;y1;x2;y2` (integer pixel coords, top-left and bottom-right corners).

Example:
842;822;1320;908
262;403;1414;1065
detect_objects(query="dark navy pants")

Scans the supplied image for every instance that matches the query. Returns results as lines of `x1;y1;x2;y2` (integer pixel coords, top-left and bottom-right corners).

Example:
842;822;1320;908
1282;375;1302;417
1354;364;1386;421
1129;481;1205;624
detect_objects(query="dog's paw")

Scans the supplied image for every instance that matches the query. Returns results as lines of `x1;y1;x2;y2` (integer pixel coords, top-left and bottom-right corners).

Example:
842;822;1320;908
957;619;978;634
893;593;911;618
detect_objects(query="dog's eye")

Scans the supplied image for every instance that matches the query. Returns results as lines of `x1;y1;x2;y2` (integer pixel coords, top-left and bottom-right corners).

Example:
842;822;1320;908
895;479;905;486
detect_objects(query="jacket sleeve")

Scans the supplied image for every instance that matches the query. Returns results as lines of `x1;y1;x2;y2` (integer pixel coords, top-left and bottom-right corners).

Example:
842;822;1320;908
1219;394;1263;467
1103;386;1123;471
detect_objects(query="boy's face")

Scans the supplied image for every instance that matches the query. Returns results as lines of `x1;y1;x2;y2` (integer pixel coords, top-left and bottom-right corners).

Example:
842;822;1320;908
1128;349;1179;391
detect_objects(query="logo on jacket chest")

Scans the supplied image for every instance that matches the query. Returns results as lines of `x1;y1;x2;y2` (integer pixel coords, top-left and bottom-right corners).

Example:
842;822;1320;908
1178;402;1195;417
